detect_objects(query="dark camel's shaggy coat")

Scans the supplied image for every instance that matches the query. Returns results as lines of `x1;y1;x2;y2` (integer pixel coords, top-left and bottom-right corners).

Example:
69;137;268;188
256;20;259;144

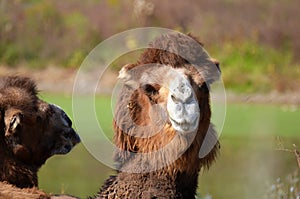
0;181;80;199
92;33;221;198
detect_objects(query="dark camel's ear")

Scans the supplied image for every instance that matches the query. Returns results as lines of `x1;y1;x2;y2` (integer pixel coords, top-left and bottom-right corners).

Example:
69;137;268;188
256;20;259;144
4;108;23;137
3;108;30;160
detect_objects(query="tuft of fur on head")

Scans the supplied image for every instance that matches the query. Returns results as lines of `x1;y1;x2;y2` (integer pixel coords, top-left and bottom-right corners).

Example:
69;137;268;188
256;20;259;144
137;33;220;85
0;76;38;111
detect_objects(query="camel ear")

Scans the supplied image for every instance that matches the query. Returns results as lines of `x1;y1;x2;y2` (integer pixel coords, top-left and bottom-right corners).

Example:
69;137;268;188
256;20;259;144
4;108;30;160
211;58;220;72
118;64;139;89
4;108;23;137
203;58;221;85
190;57;221;86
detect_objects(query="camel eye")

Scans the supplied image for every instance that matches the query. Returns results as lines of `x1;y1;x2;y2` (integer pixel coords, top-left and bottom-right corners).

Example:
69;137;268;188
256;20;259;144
142;84;158;95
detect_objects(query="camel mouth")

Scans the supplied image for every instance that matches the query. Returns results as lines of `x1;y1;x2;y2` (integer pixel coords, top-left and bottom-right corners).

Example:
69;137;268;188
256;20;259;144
51;140;76;155
51;129;81;156
169;116;199;133
66;128;81;145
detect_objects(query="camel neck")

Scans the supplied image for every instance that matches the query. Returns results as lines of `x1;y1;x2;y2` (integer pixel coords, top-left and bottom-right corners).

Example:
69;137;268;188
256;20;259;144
174;171;199;198
0;137;38;188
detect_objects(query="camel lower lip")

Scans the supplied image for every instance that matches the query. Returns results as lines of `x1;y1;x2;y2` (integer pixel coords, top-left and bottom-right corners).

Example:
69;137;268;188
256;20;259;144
170;117;194;132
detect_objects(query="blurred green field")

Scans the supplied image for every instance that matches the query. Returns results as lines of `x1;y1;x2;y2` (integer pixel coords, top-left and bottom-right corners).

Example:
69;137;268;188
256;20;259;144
38;93;300;199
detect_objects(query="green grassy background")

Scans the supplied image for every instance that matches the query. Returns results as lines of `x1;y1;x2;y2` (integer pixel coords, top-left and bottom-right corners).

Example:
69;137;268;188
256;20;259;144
38;93;300;199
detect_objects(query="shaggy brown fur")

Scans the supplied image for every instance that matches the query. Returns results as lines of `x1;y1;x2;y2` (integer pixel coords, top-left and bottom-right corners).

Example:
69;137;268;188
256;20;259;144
92;33;220;198
0;181;79;199
0;76;80;189
0;181;49;199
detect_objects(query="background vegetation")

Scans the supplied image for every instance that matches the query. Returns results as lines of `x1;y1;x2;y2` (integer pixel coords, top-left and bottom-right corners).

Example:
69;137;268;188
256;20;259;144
1;0;300;92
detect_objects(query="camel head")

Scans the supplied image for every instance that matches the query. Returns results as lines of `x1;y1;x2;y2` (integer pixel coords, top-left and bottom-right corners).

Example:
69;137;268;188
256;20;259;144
119;64;202;135
0;76;80;167
114;33;220;173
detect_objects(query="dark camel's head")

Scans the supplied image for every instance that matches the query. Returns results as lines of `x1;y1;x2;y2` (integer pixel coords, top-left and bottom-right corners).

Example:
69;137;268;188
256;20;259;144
0;76;80;167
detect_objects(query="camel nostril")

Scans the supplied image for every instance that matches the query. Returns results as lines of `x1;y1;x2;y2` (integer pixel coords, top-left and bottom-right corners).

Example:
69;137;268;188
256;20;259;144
171;94;178;103
63;129;81;145
63;144;71;152
70;129;81;144
73;132;81;144
63;131;71;139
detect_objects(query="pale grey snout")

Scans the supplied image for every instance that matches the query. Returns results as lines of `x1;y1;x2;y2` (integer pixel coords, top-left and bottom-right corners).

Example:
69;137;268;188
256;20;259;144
167;75;200;134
